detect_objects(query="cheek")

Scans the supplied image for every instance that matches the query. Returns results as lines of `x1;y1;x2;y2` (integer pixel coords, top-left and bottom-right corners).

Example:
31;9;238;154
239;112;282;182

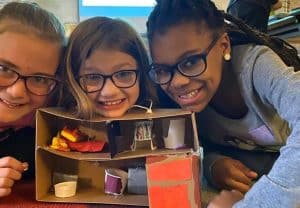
86;93;97;102
30;95;48;108
161;85;172;97
128;85;140;104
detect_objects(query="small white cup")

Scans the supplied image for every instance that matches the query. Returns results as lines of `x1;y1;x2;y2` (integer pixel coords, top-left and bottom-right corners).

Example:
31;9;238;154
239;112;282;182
54;181;77;198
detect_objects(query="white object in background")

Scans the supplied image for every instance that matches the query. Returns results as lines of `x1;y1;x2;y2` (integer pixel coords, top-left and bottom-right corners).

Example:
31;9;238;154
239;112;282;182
163;118;186;149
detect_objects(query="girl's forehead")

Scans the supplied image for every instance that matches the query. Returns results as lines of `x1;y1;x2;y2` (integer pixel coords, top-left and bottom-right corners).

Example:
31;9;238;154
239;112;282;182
152;22;212;44
150;24;214;64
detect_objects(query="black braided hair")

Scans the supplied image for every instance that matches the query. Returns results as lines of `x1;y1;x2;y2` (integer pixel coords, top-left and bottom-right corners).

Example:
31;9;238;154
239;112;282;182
147;0;300;71
223;12;300;70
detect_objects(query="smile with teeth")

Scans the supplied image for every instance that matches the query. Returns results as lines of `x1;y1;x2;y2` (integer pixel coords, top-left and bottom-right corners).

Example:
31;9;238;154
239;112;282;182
178;89;199;99
100;99;124;106
0;98;23;108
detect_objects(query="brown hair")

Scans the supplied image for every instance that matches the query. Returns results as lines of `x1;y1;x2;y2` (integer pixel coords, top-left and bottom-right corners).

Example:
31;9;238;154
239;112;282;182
0;2;66;105
65;17;156;119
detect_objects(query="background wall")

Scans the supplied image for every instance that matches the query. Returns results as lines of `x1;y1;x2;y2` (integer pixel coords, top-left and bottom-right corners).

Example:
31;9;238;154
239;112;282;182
34;0;78;23
34;0;229;24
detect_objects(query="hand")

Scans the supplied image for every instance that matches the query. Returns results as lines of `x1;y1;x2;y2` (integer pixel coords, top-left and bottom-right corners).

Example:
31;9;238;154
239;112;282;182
272;1;282;11
211;158;257;193
0;156;28;197
207;190;244;208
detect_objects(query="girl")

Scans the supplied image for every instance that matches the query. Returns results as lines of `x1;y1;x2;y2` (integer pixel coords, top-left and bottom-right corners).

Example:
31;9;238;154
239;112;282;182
64;16;156;119
146;0;300;207
0;2;65;197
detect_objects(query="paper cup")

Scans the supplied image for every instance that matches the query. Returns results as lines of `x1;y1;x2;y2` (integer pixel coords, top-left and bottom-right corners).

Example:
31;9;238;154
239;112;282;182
163;118;186;149
104;169;128;195
54;181;77;198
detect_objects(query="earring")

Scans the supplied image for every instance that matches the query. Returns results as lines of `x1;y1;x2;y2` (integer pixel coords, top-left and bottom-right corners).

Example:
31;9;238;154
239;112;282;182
224;53;231;61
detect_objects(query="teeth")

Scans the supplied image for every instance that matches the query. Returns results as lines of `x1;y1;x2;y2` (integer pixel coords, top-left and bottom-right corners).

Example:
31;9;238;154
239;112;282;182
102;99;123;106
179;89;199;99
1;99;21;107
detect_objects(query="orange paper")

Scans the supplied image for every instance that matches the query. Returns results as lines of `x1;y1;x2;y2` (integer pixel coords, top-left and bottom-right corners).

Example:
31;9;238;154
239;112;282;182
148;184;190;208
146;154;201;208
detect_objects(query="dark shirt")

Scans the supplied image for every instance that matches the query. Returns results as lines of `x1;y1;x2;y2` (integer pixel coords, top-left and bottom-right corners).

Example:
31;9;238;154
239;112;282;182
228;0;278;12
0;127;35;179
227;0;279;32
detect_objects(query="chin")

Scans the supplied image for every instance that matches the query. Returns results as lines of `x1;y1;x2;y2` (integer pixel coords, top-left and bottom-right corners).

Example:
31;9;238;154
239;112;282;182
0;110;28;123
98;110;127;118
181;104;206;113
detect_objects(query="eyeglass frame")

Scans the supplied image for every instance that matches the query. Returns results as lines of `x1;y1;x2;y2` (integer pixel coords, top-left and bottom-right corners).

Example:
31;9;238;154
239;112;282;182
148;35;220;85
78;69;140;93
0;65;61;96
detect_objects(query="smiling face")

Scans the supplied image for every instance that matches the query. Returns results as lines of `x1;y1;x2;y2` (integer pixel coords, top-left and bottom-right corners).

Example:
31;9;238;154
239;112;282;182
150;22;229;112
79;49;140;118
0;31;61;123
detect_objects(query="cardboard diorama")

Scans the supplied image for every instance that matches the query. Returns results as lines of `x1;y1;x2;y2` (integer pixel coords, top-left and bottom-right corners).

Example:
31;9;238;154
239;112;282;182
35;107;201;206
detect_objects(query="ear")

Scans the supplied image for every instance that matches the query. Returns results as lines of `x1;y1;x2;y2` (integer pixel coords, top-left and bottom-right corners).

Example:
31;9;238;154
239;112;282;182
219;33;231;58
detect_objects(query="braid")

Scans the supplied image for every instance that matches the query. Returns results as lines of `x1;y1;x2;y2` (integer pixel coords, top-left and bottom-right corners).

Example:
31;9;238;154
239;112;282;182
147;0;300;71
223;12;300;71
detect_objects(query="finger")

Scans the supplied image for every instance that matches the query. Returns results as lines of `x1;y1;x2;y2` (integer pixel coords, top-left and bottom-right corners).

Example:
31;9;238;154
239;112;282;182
227;179;250;194
0;178;14;188
224;165;252;186
234;161;258;179
245;170;258;179
231;189;244;197
0;157;27;172
0;168;22;180
0;187;11;197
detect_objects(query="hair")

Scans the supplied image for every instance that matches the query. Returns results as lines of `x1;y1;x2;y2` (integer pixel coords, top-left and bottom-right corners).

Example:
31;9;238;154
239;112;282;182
65;16;157;119
0;1;67;105
0;2;65;44
147;0;300;71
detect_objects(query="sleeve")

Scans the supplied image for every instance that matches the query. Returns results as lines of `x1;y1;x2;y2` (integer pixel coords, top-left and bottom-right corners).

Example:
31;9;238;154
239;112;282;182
233;48;300;207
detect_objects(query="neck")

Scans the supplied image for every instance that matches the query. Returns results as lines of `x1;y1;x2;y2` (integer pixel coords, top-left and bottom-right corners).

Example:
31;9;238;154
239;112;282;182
209;62;248;119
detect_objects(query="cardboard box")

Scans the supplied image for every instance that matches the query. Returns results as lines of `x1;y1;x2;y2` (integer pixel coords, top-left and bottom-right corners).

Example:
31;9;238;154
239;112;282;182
35;107;199;206
146;154;201;208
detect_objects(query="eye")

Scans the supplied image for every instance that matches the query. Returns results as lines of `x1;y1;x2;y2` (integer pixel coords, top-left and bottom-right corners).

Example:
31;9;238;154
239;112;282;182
30;76;53;85
115;70;135;78
114;70;136;81
152;65;169;75
0;65;15;76
80;74;103;86
84;74;101;81
181;55;202;68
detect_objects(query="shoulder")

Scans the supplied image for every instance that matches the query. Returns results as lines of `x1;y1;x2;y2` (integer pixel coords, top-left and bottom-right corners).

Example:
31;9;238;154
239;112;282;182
231;44;277;69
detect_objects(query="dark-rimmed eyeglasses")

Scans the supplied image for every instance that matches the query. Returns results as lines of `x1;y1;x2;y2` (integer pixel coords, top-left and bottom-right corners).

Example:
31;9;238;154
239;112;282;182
78;70;139;93
0;65;60;96
148;35;220;85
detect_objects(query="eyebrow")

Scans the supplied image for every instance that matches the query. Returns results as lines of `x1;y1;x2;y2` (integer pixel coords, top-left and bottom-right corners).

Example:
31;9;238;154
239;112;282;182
154;49;201;66
176;49;202;63
0;59;56;77
82;62;138;74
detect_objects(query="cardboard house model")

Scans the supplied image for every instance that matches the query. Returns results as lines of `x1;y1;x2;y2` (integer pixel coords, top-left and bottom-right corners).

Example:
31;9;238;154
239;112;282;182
35;107;201;207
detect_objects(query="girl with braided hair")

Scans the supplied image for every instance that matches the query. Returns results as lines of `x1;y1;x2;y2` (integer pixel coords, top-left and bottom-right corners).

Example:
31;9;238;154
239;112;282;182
146;0;300;207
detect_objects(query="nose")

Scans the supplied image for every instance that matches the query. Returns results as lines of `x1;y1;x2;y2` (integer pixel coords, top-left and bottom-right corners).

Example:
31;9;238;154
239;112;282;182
5;79;28;98
98;78;120;97
169;70;190;89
